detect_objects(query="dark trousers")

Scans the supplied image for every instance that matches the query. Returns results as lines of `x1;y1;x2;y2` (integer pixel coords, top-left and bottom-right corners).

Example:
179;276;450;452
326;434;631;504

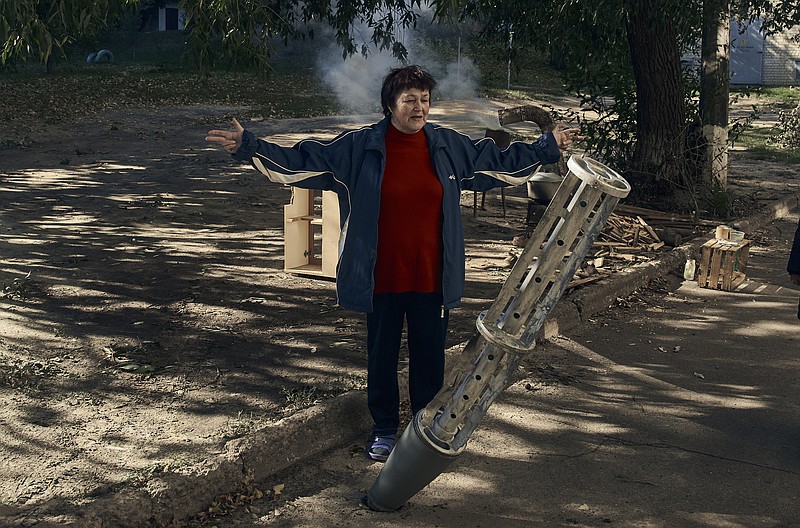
367;292;448;437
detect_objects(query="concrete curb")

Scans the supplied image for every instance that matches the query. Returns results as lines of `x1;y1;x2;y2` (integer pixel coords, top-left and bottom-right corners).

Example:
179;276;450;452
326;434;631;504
47;193;798;528
546;192;800;339
71;391;371;528
547;244;693;339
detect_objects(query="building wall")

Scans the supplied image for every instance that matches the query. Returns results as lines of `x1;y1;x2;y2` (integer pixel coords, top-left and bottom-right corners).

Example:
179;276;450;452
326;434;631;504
763;30;800;85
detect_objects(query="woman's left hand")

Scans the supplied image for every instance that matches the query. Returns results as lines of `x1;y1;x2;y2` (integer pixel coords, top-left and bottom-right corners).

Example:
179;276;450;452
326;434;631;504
553;125;583;151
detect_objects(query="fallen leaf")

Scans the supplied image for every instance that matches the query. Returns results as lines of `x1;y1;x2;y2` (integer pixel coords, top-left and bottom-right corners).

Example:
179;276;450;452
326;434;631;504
117;362;156;374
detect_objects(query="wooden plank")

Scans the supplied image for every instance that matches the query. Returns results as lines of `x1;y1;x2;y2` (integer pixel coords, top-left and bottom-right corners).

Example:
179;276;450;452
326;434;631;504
566;275;604;290
698;243;713;287
616;204;694;222
593;241;628;247
722;248;735;290
738;241;751;273
709;245;724;289
637;216;661;241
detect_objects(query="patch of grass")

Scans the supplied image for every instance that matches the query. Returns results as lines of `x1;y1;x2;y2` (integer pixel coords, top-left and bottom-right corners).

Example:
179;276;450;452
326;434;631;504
337;373;367;391
103;340;173;377
221;411;269;439
281;385;320;409
734;125;800;164
1;272;37;300
730;85;800;163
472;41;566;97
0;354;64;391
103;30;190;65
278;375;366;415
736;86;800;106
0;63;340;128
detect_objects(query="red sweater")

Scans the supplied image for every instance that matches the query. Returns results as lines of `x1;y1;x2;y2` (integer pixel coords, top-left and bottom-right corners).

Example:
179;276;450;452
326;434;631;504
373;123;444;294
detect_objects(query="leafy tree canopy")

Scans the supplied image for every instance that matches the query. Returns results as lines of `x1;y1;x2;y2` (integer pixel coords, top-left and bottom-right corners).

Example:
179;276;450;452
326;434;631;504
454;0;797;174
3;0;798;209
1;0;138;69
183;0;423;73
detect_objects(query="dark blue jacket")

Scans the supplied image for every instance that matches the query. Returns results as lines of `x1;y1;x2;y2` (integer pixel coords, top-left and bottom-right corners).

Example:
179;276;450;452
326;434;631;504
233;116;561;312
789;219;800;275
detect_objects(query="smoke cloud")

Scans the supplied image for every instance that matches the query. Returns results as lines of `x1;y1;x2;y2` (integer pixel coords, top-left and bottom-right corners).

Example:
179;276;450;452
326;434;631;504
314;15;484;118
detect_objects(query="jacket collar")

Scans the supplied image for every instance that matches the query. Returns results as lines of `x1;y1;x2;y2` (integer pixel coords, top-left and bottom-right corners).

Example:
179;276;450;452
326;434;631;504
365;116;391;151
423;122;444;151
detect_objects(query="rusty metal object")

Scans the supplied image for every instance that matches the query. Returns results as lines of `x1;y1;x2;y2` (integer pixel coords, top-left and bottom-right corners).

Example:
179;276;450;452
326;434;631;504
498;105;566;175
498;104;556;131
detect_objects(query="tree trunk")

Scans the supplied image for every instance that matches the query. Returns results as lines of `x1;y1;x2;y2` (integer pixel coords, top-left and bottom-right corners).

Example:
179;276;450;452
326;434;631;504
624;0;687;190
700;0;730;190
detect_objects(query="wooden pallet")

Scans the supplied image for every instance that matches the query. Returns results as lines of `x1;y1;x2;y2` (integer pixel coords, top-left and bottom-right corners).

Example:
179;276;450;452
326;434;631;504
697;238;750;291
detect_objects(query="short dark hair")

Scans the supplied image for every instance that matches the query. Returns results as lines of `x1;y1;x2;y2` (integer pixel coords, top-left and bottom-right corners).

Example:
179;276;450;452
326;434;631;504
380;65;437;116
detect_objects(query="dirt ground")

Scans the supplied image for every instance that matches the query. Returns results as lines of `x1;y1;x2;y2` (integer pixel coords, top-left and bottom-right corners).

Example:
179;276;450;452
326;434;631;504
208;216;800;528
0;99;797;524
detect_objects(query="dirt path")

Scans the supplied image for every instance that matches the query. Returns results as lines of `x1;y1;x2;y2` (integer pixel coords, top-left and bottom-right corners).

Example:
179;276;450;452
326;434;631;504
0;99;797;524
184;216;800;528
0;102;531;521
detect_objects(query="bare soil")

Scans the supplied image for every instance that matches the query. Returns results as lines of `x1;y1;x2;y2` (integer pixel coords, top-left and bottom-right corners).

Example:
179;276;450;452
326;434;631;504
0;101;528;521
0;99;797;524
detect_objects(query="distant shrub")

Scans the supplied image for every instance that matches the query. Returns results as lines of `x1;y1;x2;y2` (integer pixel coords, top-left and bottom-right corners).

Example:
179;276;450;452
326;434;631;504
769;103;800;151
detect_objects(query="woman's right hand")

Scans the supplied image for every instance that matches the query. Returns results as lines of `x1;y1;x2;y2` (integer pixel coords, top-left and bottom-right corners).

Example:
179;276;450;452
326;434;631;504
206;118;244;154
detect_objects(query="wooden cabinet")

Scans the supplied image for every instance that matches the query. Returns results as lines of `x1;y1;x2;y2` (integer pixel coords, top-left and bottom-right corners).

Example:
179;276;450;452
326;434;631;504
283;188;340;279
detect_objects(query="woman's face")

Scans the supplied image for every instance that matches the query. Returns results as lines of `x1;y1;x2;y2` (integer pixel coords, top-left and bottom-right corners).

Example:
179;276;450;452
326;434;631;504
389;87;430;134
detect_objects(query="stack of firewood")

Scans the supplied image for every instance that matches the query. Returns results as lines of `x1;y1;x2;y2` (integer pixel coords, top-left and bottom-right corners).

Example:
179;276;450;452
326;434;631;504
508;203;711;290
591;213;666;261
568;206;709;289
564;213;665;289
